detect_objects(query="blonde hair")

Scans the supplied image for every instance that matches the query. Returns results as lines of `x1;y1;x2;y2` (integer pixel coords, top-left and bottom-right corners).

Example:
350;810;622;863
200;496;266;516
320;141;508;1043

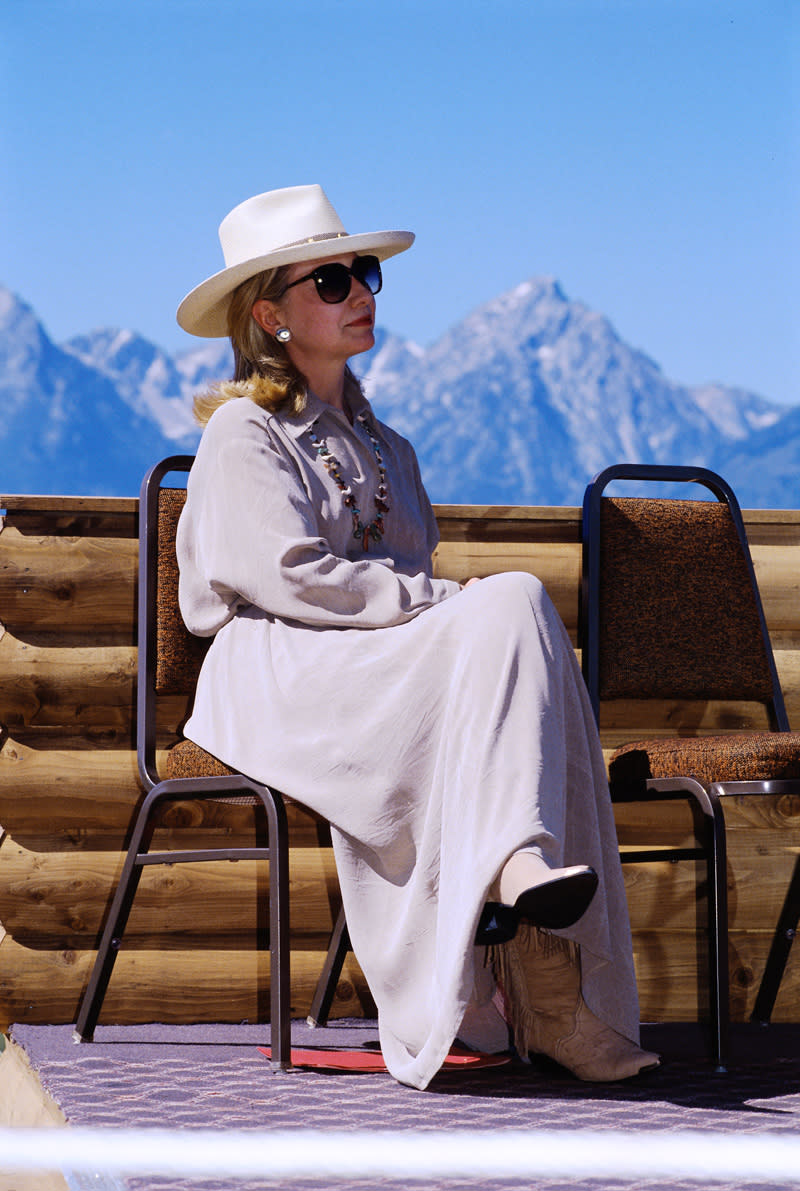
192;266;363;426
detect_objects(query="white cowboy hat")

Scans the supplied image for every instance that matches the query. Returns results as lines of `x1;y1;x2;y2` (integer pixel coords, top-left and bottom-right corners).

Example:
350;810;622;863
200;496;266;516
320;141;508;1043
176;184;415;337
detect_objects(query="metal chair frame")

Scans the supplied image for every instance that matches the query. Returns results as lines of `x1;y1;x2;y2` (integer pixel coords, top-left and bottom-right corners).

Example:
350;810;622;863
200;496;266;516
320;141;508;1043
582;463;800;1066
73;455;321;1068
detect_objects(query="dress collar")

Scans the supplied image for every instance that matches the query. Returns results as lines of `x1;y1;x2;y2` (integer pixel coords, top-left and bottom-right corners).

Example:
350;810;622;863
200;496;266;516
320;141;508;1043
281;386;373;440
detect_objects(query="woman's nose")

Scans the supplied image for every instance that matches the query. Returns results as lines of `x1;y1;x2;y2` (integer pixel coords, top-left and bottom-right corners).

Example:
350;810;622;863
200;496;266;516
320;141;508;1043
350;277;374;305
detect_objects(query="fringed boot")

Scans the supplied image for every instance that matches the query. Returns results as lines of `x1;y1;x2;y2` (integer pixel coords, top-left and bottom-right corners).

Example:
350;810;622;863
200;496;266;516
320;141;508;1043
493;923;660;1082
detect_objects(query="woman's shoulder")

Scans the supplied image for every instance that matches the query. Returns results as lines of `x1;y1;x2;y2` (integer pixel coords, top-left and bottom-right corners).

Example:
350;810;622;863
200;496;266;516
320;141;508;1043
199;395;288;452
191;397;283;470
205;394;273;432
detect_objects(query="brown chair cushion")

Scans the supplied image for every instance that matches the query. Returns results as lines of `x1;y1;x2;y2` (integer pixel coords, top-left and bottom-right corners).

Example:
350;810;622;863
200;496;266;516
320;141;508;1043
155;488;210;695
610;731;800;787
599;498;775;703
165;739;239;780
164;740;261;807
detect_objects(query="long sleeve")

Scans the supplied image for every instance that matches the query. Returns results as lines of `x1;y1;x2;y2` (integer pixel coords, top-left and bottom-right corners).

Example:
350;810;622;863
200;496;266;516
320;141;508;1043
177;396;461;634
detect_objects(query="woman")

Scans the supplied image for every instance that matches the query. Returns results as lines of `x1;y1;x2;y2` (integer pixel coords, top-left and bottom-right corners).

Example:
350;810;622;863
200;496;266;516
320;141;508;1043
175;184;659;1090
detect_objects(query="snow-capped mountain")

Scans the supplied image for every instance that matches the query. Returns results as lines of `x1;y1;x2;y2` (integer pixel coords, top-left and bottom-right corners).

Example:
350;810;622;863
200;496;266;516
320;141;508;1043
0;280;795;506
358;278;786;506
66;328;204;441
0;289;181;496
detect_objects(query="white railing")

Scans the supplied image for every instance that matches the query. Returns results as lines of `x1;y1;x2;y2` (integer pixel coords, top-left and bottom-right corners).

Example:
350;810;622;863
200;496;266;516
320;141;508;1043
1;1126;799;1184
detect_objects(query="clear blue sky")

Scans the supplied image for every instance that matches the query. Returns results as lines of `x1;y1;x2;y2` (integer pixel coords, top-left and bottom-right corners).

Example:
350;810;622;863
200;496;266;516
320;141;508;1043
2;0;797;402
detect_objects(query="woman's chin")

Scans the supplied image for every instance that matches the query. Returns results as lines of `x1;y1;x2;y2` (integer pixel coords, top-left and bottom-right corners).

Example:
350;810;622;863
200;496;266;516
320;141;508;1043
347;329;376;357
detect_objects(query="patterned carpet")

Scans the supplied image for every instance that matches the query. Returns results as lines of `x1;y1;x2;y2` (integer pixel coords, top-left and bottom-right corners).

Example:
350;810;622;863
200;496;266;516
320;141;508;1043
9;1019;800;1191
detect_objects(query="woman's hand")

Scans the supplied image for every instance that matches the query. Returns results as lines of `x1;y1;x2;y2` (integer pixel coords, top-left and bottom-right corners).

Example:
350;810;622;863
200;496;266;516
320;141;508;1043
461;577;482;589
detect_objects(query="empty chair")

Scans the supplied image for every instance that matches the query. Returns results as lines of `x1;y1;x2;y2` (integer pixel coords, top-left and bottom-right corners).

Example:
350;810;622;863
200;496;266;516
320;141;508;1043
581;464;800;1066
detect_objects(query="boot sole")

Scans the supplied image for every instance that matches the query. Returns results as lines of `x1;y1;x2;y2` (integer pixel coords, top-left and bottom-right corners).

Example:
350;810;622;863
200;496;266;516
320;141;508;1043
514;867;599;929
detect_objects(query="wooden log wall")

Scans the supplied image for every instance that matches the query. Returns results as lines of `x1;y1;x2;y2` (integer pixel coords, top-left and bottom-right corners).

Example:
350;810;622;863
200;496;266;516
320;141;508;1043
0;495;798;1031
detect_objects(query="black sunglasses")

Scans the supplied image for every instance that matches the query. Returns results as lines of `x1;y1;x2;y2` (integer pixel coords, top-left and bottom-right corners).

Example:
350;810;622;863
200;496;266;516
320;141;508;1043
280;255;382;304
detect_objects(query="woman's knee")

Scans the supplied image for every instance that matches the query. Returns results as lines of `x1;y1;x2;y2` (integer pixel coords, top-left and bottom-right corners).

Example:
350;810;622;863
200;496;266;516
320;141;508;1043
482;570;548;611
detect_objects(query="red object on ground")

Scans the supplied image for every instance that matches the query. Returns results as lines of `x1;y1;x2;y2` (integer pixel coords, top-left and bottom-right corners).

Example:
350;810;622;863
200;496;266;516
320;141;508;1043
257;1045;511;1073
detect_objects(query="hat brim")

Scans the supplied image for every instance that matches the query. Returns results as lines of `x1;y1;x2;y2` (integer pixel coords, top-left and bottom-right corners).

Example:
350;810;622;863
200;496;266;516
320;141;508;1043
177;228;415;338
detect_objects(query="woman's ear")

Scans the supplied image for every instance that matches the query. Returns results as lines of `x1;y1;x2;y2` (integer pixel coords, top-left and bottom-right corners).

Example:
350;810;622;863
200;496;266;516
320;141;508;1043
251;299;282;335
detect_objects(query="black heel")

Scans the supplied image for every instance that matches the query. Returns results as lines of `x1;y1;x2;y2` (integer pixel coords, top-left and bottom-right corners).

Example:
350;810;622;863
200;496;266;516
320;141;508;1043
475;901;519;945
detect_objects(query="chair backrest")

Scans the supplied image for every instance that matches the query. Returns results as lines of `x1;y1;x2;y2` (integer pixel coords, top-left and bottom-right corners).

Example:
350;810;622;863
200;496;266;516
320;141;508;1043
137;455;204;788
581;464;789;732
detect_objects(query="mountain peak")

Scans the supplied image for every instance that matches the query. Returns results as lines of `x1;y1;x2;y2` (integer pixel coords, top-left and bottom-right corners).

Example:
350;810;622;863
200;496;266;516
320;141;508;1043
0;284;55;381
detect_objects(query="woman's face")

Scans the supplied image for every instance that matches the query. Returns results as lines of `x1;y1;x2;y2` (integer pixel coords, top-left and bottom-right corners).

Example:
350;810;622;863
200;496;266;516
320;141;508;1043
253;252;377;369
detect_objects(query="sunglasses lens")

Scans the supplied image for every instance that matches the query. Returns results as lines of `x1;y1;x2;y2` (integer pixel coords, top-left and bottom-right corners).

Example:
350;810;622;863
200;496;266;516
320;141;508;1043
313;263;352;303
353;255;382;295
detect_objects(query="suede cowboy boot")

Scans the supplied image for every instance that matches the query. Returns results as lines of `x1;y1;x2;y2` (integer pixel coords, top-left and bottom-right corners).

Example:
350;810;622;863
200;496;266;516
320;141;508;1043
493;923;660;1082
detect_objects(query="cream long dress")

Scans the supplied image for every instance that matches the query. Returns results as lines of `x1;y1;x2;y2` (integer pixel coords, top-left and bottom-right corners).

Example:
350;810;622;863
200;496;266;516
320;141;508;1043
176;389;640;1090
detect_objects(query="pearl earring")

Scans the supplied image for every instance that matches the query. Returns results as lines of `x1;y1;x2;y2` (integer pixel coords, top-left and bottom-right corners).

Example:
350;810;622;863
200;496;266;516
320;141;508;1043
275;327;292;343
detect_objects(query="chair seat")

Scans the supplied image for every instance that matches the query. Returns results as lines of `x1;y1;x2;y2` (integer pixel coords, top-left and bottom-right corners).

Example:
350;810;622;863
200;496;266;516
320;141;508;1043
164;740;273;808
610;731;800;787
166;738;239;779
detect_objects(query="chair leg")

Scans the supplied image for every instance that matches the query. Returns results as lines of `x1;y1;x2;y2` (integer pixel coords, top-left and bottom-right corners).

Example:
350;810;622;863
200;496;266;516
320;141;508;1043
706;799;730;1072
263;791;292;1070
642;778;730;1070
73;798;158;1042
751;853;800;1025
307;906;350;1028
75;780;294;1072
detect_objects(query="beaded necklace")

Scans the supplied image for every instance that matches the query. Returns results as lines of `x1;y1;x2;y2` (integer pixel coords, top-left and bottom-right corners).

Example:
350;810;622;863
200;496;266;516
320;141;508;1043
306;413;390;551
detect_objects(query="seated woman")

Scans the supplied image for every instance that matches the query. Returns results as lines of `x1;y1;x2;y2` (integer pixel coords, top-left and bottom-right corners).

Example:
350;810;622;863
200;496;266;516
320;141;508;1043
174;184;659;1090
